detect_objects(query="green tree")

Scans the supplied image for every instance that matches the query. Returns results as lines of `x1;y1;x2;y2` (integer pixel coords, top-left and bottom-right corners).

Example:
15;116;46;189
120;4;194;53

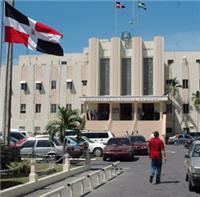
166;78;182;133
192;90;200;131
45;106;83;153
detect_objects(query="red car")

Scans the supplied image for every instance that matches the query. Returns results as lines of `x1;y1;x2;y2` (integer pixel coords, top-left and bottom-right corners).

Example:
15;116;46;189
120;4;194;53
103;137;134;161
129;135;148;155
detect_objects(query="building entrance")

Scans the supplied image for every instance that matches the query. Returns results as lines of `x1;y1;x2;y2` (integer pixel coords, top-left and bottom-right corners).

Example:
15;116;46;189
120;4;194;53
98;103;109;120
120;103;132;120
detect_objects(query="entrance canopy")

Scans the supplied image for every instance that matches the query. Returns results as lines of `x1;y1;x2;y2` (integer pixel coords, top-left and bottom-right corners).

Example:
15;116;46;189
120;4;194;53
79;95;168;103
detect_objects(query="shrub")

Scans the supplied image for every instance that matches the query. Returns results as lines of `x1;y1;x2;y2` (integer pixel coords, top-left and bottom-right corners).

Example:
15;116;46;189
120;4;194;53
0;144;21;169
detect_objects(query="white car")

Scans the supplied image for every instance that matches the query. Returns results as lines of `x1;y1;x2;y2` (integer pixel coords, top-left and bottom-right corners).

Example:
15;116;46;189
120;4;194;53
81;131;115;144
68;136;105;157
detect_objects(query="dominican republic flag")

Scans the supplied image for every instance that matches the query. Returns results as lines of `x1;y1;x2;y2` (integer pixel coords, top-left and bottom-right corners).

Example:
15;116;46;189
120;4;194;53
116;1;125;8
4;1;64;56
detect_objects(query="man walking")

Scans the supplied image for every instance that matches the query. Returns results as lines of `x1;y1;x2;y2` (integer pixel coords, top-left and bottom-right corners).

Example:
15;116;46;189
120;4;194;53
148;131;166;184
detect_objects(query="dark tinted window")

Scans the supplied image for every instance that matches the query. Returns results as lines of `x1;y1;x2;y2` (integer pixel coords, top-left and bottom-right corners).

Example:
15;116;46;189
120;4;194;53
82;133;109;138
130;136;146;143
193;144;200;157
23;140;36;148
36;140;53;147
107;138;130;145
11;132;25;140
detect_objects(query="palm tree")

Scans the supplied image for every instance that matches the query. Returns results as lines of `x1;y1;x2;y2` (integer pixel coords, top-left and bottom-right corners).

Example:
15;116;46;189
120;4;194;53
166;77;182;133
192;90;200;131
45;106;83;153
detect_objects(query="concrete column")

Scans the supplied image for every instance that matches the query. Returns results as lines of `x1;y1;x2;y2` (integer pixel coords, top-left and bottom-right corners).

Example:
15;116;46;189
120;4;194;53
110;37;121;96
88;38;99;96
160;102;164;120
134;102;137;120
29;158;38;182
63;154;70;172
132;37;143;96
153;36;164;95
109;102;112;120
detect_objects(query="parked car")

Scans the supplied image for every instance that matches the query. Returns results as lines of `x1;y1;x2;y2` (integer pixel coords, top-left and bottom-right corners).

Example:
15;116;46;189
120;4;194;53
65;136;88;158
68;136;105;157
103;137;134;161
167;134;193;145
81;131;115;144
128;135;148;155
20;137;63;159
185;136;200;149
64;130;115;144
185;141;200;191
0;132;27;147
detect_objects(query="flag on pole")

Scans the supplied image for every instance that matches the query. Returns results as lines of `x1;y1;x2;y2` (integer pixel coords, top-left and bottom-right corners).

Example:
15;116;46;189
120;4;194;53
116;1;125;8
138;1;146;10
4;1;64;56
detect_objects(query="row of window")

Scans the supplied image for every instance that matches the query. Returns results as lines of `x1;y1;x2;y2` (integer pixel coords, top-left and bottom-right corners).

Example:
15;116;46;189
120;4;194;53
100;58;153;96
20;80;88;92
166;79;189;89
20;104;72;114
167;59;200;65
166;103;189;114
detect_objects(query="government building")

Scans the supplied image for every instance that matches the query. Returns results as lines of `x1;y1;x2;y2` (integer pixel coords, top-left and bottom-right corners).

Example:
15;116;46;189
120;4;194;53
0;36;200;140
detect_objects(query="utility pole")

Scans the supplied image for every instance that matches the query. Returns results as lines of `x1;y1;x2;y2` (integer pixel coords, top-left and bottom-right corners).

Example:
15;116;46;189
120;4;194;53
2;0;13;145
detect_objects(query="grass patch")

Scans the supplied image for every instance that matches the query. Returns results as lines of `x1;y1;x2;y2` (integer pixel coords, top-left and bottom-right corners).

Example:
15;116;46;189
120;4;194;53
0;161;63;190
0;160;81;190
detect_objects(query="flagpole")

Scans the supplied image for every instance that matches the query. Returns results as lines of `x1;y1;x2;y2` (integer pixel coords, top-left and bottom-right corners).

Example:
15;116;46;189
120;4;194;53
0;0;5;80
2;0;14;145
114;0;117;36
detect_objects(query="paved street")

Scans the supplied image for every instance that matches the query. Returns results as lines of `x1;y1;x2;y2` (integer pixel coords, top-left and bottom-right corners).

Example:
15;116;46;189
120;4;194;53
23;145;200;197
88;145;200;197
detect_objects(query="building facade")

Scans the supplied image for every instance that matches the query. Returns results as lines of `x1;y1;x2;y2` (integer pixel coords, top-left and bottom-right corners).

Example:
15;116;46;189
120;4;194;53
0;36;200;140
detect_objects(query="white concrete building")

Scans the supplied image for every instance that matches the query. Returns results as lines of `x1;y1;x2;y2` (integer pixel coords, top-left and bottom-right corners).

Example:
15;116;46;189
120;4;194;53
0;36;200;140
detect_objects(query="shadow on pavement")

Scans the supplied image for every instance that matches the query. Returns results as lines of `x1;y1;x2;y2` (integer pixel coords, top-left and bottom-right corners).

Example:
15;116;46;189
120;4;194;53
160;180;180;184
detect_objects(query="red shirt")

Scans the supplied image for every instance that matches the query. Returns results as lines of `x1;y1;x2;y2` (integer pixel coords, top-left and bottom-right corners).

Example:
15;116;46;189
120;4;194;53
148;137;165;159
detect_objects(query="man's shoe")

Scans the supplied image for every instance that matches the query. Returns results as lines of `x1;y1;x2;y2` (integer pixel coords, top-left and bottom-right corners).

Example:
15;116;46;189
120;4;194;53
156;179;160;184
149;176;153;183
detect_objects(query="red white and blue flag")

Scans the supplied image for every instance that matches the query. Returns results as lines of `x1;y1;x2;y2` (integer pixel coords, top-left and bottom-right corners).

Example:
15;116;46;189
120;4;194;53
116;1;125;8
4;1;64;56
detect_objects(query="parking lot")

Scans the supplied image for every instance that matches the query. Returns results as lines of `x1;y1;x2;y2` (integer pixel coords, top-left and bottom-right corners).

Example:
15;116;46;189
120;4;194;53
88;145;200;197
22;145;200;197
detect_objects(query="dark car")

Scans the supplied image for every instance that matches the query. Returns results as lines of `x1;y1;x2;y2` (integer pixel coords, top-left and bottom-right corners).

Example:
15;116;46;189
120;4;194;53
103;137;134;161
129;135;148;155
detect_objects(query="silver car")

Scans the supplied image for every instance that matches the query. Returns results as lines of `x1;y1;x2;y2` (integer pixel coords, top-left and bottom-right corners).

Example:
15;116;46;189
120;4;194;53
20;137;63;159
185;140;200;191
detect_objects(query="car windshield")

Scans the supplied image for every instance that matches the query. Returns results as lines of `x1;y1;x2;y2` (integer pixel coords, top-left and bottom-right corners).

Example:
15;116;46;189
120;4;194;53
82;136;94;143
192;144;200;157
107;138;130;145
130;136;146;143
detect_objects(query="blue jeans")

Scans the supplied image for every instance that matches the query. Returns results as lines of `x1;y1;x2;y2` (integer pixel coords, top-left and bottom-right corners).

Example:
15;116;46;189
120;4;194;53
150;158;162;182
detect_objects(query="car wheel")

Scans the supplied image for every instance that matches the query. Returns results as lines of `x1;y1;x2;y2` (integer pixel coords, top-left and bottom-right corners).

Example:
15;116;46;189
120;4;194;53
185;173;188;182
93;148;103;157
189;180;195;191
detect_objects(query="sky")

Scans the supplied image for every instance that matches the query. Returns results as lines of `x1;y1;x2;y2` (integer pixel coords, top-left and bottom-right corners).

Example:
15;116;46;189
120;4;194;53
0;0;200;64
